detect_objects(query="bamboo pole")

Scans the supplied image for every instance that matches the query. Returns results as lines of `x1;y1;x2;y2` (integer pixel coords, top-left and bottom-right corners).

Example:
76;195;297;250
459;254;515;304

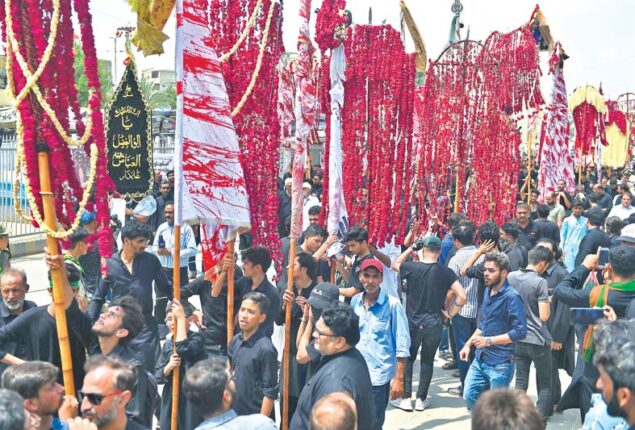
527;131;532;203
226;240;236;345
330;259;336;284
38;148;75;395
170;225;182;430
454;169;460;212
282;239;296;430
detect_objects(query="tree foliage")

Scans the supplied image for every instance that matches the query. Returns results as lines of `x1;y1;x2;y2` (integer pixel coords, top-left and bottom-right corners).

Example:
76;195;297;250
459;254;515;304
73;42;114;108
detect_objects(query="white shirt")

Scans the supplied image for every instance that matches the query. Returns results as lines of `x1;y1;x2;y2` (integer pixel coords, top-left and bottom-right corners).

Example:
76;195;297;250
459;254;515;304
378;240;402;298
302;195;321;230
607;204;635;221
152;222;198;268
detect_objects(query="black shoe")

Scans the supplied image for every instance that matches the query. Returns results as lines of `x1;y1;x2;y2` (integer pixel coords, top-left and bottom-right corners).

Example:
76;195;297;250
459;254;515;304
442;361;458;370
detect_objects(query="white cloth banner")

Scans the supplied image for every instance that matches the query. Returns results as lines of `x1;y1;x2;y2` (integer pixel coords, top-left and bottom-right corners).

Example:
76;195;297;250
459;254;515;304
175;0;250;269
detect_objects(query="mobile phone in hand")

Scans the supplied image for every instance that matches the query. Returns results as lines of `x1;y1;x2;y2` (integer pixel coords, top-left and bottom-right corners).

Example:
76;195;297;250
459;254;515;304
598;247;610;268
570;307;605;325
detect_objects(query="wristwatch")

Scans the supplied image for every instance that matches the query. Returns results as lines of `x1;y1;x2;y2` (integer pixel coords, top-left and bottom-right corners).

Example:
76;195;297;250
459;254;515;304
485;337;492;347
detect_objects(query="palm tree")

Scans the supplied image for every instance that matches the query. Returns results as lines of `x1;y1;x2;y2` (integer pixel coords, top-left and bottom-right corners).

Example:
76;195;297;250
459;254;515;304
139;76;176;109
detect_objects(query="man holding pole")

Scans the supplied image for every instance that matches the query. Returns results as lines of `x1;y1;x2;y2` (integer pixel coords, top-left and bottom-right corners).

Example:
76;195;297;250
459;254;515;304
89;222;172;371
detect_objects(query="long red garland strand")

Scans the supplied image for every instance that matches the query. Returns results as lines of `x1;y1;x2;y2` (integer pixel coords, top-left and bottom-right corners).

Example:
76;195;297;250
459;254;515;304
208;0;284;268
341;25;415;246
1;0;115;260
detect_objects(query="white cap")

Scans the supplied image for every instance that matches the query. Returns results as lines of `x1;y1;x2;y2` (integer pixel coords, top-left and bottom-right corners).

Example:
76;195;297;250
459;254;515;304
619;223;635;244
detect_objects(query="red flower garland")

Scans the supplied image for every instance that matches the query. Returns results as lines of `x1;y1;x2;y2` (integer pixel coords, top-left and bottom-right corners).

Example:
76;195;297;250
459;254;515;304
208;0;284;269
315;0;348;51
340;25;415;246
1;0;115;260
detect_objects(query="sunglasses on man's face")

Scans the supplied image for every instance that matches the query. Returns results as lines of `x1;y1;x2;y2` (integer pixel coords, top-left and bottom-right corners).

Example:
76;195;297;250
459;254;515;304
79;390;124;405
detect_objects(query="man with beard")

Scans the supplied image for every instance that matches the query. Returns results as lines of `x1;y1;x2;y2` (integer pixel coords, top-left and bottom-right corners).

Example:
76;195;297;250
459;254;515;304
575;207;611;266
80;355;148;430
556;179;574;212
291;303;375;430
593;183;613;215
554;246;635;420
2;361;76;430
593;320;635;429
0;268;36;374
149;181;171;232
460;253;527;410
90;296;154;427
183;359;277;429
515;203;542;251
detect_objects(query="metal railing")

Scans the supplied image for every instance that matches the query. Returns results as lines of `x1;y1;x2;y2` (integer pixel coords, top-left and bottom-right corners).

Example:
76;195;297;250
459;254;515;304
0;134;41;238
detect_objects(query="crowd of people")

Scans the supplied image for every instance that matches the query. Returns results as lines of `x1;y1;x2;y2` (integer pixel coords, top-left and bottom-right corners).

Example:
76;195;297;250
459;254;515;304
0;165;634;430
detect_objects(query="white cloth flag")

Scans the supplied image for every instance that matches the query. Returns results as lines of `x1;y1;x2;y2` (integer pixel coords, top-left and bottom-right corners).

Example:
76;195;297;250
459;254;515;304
175;0;250;271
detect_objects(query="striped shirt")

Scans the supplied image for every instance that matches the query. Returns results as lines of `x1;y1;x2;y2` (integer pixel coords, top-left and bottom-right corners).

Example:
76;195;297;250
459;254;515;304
152;222;197;268
448;246;482;319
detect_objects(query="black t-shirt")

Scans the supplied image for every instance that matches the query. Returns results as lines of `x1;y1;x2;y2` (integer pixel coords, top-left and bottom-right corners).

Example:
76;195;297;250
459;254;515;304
181;267;243;348
0;300;98;392
400;261;458;326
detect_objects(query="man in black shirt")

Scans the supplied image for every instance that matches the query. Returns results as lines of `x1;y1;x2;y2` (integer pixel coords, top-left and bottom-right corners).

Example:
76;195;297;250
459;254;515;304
227;292;278;417
336;227;375;300
390;235;466;411
149;181;170;232
575;207;612;266
516;203;541;251
556;179;574;212
182;263;243;358
535;204;561;244
89;222;172;371
593;183;613;214
276;253;317;425
291;303;374;430
91;295;154;427
0;262;97;388
224;246;280;338
80;355;150;430
0;268;36;375
500;222;528;271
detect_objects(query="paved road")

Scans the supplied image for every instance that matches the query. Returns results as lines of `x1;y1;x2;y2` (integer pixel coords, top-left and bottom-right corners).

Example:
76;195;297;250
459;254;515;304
15;252;583;429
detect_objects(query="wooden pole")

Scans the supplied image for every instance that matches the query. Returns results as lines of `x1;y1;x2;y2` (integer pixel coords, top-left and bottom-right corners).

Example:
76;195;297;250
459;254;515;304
226;240;236;345
454;169;460;212
282;239;296;430
170;225;181;430
330;259;336;284
578;149;583;185
527;130;532;203
38;148;75;395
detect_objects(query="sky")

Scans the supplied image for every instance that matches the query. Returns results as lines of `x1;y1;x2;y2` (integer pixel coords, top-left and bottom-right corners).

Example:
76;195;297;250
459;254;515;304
92;0;634;100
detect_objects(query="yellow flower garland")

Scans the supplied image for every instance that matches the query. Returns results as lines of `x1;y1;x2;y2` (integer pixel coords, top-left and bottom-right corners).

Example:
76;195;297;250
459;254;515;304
219;0;263;63
5;0;99;238
5;0;96;148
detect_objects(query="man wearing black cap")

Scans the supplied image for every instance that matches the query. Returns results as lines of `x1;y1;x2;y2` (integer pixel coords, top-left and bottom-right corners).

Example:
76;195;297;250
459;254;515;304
296;282;340;378
390;236;467;411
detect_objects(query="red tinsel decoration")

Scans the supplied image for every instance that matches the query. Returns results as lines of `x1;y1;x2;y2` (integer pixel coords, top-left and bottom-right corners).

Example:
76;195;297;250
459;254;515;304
208;0;284;268
606;100;628;134
341;25;415;246
1;0;116;260
481;25;544;115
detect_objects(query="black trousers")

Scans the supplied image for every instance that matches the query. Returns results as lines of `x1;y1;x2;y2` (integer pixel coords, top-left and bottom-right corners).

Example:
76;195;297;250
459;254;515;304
514;342;553;419
405;321;443;400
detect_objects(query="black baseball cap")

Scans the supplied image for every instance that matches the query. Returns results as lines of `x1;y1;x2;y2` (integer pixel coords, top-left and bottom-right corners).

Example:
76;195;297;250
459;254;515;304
308;282;340;310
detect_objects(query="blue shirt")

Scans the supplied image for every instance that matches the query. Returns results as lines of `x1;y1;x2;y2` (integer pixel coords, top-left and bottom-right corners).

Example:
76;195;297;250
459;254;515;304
476;281;527;365
439;233;454;266
196;409;277;429
351;289;411;386
152;222;198;268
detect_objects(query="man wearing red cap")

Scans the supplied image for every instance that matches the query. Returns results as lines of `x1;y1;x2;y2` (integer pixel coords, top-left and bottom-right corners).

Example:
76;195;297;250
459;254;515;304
351;259;410;429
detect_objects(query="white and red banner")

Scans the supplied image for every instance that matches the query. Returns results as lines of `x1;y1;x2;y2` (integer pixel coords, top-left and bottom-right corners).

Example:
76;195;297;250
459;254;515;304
290;0;317;240
538;48;575;197
175;0;250;271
